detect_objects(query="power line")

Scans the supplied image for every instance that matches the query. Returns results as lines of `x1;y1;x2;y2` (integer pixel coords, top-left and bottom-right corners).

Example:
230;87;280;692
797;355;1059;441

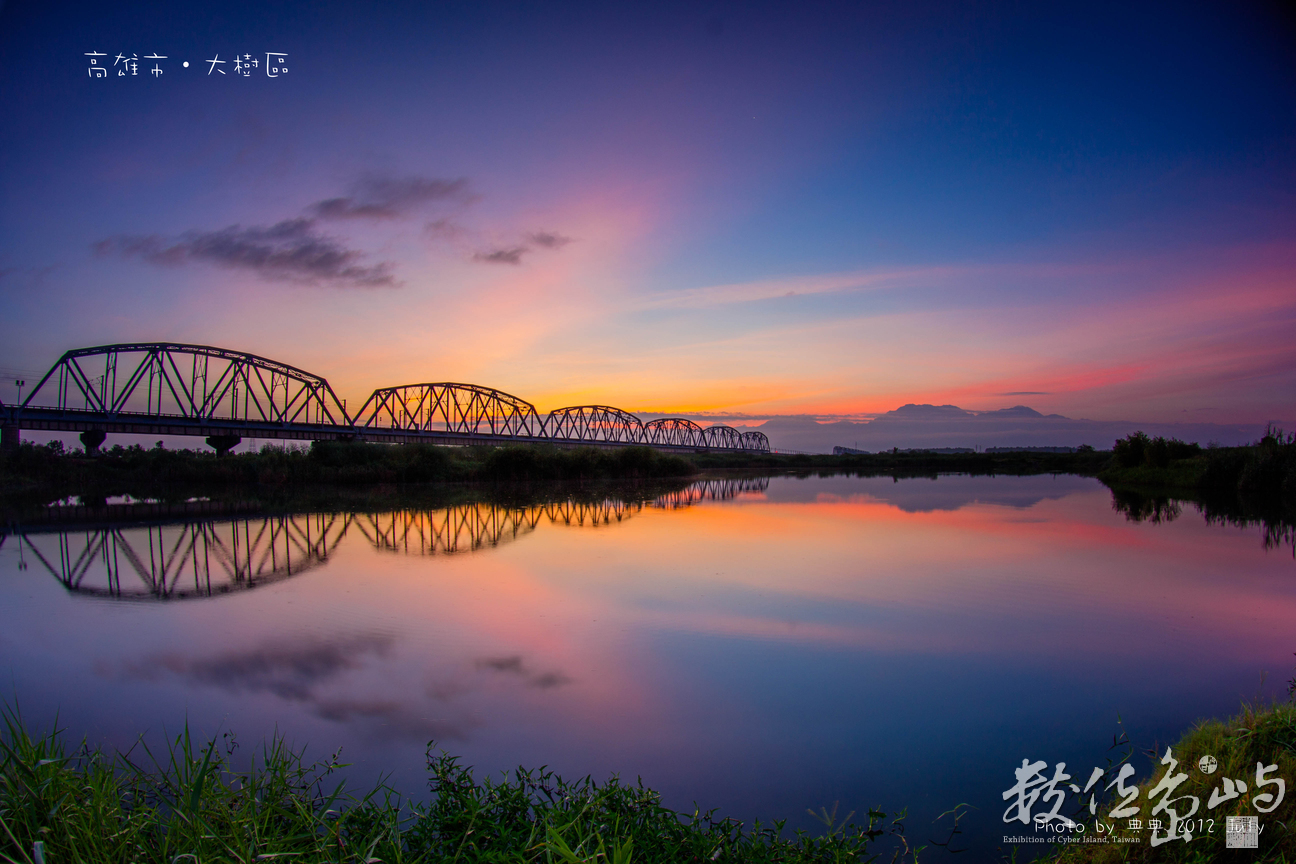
0;367;47;380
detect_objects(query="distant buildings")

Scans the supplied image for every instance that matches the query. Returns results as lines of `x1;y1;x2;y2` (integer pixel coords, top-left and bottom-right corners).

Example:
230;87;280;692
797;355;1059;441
832;445;976;455
831;445;1078;455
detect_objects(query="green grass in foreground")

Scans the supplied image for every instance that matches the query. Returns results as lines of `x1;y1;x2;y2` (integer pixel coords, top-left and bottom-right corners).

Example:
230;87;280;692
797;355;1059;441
1051;701;1296;863
0;710;911;864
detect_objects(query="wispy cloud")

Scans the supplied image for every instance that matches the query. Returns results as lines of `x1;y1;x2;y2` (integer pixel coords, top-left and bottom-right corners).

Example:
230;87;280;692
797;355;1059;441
634;267;949;310
95;218;397;287
425;218;469;240
527;231;573;249
472;230;576;265
474;246;529;265
95;173;484;286
631;260;1132;312
310;175;473;221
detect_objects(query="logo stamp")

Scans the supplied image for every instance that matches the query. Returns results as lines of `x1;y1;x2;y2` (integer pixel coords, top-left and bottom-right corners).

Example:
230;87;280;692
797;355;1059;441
1226;815;1258;849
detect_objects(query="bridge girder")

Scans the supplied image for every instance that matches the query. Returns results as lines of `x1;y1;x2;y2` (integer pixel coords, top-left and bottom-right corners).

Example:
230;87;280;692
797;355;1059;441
356;382;544;437
698;424;743;450
740;431;772;452
19;343;350;427
544;405;645;444
644;417;704;448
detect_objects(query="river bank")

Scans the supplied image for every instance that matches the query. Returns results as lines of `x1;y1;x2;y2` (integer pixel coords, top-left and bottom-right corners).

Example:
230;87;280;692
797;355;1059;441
1048;700;1296;863
1095;431;1295;553
5;699;1294;863
0;708;904;864
5;437;1293;552
0;438;1112;505
1096;428;1295;501
0;441;695;509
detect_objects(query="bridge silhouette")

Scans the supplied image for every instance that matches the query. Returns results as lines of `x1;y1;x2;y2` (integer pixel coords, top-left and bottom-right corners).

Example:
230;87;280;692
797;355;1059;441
4;479;770;601
0;343;770;453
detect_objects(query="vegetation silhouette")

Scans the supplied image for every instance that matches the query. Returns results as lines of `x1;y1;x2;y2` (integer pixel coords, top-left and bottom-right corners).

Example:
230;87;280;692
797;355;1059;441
1102;426;1296;554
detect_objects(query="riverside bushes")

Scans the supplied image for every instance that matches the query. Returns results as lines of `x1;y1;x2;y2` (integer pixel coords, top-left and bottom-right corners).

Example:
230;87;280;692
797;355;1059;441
0;441;695;504
1234;427;1296;500
477;444;693;482
1111;432;1200;469
1104;426;1296;506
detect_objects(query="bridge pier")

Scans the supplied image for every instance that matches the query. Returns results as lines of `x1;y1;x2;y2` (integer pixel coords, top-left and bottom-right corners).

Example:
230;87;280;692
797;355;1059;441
206;434;241;457
1;425;18;452
79;429;106;454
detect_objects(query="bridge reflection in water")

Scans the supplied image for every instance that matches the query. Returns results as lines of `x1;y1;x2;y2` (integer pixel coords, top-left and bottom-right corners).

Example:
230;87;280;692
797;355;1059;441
7;478;768;601
11;513;352;601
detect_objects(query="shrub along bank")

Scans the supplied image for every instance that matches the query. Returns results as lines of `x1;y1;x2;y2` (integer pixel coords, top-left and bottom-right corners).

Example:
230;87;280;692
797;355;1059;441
0;441;696;505
0;439;1114;511
1098;426;1296;506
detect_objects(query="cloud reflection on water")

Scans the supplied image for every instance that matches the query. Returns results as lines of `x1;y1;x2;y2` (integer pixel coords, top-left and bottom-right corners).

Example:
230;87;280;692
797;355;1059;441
109;633;578;741
110;633;483;741
118;633;394;701
476;655;574;689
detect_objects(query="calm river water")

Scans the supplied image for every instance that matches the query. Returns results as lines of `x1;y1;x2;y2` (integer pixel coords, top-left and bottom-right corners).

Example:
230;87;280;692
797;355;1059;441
1;473;1293;857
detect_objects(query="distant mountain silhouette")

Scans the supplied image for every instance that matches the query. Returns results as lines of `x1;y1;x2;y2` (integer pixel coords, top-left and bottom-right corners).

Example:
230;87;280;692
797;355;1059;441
721;404;1281;454
975;405;1057;419
886;404;972;418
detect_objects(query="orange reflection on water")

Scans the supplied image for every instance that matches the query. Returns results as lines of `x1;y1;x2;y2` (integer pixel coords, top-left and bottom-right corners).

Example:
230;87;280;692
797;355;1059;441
378;477;1293;667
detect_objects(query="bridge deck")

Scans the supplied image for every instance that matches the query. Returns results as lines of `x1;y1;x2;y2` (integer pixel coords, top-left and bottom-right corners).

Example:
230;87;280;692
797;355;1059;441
2;406;721;452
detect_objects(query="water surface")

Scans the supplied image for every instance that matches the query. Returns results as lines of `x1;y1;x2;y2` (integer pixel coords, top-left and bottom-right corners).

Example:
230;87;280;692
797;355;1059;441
1;473;1292;856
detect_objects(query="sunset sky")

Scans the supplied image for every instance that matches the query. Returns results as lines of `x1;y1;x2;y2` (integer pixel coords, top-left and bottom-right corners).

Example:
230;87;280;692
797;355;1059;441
1;1;1293;426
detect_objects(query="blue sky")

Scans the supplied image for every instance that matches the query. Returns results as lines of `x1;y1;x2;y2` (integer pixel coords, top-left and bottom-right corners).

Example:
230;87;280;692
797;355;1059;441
1;0;1293;424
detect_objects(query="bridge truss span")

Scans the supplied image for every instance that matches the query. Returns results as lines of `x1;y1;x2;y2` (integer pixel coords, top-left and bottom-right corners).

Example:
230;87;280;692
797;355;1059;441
544;405;645;444
698;424;743;450
355;383;545;438
19;343;351;427
644;417;704;448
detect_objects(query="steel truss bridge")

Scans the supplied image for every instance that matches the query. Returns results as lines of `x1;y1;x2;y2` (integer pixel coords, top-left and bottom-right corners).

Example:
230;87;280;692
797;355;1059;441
3;478;769;601
0;343;769;453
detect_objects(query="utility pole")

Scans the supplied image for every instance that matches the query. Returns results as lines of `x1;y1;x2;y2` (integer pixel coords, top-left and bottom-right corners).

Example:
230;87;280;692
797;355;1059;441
1;379;23;451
